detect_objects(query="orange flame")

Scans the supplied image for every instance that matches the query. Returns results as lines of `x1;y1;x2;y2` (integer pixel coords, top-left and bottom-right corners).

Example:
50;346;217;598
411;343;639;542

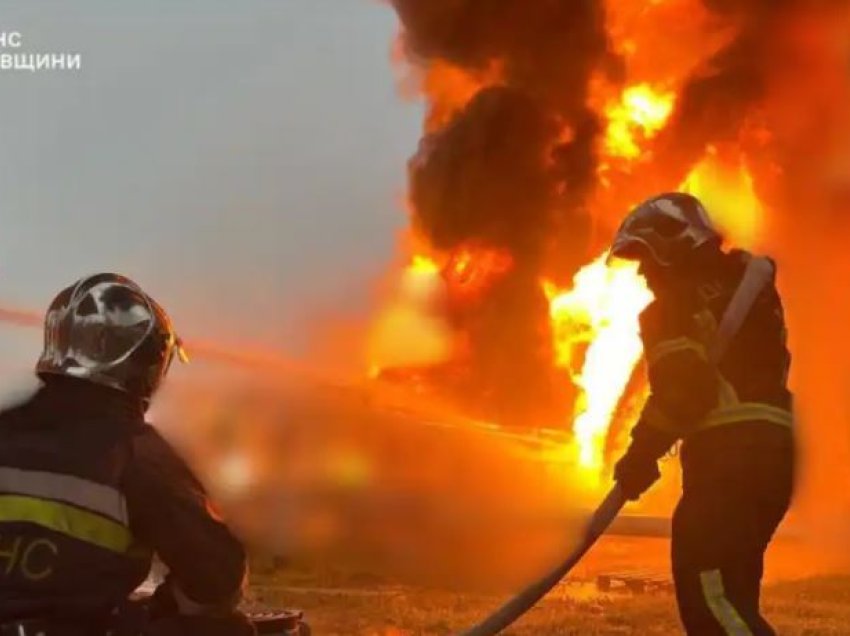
604;83;676;160
422;60;504;132
545;253;653;479
381;2;774;488
368;254;452;377
681;148;765;249
444;245;514;302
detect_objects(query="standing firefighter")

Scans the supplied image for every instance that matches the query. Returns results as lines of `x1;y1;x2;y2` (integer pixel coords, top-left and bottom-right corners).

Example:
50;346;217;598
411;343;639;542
611;193;794;636
0;274;253;635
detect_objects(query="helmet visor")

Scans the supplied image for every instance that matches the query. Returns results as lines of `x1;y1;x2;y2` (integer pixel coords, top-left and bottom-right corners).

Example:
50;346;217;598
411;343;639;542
66;281;155;367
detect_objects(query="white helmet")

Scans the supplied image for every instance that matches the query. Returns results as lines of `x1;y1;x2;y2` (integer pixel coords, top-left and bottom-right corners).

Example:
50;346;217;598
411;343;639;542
36;273;187;405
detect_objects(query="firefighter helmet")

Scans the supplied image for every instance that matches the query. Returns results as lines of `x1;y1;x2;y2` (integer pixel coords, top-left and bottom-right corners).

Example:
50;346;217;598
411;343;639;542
611;192;721;267
36;273;187;404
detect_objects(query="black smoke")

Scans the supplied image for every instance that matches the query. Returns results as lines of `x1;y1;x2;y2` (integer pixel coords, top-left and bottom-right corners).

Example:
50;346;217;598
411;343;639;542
391;0;615;425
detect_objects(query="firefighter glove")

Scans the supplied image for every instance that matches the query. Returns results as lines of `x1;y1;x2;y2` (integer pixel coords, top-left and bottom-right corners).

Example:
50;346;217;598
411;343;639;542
613;451;661;501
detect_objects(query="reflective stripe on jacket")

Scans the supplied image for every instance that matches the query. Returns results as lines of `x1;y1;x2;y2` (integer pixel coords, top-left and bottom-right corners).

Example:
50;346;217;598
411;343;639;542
0;467;132;553
639;249;793;438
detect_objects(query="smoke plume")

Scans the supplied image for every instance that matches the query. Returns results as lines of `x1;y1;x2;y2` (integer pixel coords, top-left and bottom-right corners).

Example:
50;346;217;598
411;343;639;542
391;0;614;424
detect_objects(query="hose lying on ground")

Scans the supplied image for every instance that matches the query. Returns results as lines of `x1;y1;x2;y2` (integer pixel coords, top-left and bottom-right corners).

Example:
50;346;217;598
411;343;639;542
458;485;625;636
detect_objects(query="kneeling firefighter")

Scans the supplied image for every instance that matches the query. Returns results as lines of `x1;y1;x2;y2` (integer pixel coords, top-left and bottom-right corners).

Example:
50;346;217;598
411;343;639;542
0;274;253;635
610;193;795;635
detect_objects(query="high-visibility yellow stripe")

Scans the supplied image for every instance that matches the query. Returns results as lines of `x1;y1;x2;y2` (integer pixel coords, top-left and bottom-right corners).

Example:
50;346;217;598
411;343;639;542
0;468;127;523
717;375;739;408
647;337;707;367
700;569;753;636
0;495;132;553
700;403;793;431
644;399;791;437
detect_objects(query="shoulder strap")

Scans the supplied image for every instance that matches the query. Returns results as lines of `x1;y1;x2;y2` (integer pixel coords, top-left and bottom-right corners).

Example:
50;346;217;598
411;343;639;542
708;255;775;365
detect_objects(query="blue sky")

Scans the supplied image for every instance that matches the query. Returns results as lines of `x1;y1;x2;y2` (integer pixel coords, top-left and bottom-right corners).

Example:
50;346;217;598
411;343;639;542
0;1;421;371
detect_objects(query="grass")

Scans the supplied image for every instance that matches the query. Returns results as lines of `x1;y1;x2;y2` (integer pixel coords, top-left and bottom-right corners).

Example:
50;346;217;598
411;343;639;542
248;535;850;635
251;576;850;635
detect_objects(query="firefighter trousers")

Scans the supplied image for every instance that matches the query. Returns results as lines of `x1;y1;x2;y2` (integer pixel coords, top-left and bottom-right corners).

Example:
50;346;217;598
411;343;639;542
672;425;793;635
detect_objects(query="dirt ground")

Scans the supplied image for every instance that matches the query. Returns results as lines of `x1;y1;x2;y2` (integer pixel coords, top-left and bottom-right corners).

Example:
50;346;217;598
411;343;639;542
251;536;850;635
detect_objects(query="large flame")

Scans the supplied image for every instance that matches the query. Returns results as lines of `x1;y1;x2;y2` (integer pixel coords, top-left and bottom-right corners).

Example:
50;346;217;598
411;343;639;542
545;254;654;478
371;81;764;482
681;149;765;249
604;83;676;160
380;0;781;488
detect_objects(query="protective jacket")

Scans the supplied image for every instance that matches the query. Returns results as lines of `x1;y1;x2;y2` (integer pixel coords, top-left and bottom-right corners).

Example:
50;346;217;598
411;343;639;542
0;377;246;625
626;248;792;460
619;247;794;636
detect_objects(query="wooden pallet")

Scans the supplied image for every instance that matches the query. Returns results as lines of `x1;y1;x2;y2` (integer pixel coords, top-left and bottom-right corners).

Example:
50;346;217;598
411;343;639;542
596;570;673;594
247;610;310;636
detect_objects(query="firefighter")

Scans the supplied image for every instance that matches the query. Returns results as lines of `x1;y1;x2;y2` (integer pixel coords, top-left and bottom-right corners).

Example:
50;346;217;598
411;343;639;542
610;193;794;635
0;274;253;635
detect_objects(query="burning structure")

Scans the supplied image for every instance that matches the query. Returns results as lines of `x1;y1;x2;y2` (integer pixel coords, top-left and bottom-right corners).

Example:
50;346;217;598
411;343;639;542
370;1;850;491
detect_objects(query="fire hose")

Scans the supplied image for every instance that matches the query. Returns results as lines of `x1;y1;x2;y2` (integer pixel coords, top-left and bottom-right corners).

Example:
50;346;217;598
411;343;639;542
0;257;770;635
0;297;621;636
457;256;775;635
458;484;626;636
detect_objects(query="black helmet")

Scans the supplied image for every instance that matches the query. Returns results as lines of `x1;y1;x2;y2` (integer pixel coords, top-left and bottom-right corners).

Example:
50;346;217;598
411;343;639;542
610;192;721;267
36;273;188;405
